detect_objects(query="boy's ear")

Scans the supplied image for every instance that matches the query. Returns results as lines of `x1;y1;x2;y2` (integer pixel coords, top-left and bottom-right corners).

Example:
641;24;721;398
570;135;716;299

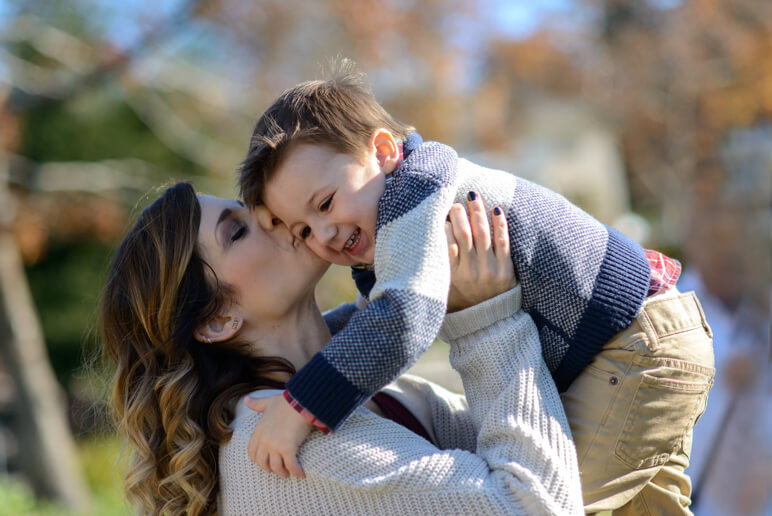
194;313;243;344
370;128;400;174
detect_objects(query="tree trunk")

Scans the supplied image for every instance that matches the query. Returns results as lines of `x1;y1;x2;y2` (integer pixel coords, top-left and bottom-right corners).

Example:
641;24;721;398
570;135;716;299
0;155;91;512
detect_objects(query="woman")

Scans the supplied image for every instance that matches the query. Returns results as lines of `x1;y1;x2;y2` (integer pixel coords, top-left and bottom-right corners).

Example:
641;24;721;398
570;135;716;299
101;182;582;515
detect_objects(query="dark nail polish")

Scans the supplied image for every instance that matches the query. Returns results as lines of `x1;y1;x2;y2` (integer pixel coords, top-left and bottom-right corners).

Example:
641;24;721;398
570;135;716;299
446;214;451;222
467;191;477;201
494;206;501;216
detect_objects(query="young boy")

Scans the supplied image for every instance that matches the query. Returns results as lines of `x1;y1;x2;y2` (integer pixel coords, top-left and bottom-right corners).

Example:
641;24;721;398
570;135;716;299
238;67;715;513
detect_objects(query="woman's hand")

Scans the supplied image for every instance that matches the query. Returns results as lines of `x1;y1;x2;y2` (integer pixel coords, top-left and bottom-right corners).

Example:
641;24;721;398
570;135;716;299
446;192;516;313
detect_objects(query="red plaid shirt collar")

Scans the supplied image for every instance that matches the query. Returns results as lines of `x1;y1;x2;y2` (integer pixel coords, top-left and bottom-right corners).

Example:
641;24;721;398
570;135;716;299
645;249;681;296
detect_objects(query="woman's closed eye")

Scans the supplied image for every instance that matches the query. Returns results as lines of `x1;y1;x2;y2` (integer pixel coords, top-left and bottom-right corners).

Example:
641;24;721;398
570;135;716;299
231;225;247;242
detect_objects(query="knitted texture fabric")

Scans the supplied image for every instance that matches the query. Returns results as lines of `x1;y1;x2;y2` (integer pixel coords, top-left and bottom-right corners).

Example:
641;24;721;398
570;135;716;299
285;139;456;428
449;155;651;390
286;133;651;429
218;287;584;515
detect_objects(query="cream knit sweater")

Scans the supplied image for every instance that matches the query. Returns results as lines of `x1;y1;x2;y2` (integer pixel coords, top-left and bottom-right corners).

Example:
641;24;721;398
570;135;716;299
218;286;583;515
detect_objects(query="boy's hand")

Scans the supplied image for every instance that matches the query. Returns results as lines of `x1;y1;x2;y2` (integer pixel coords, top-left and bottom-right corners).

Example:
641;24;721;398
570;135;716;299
244;394;312;479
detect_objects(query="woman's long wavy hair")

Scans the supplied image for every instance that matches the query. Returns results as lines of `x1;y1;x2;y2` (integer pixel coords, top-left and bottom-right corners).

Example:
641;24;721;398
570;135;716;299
101;182;295;515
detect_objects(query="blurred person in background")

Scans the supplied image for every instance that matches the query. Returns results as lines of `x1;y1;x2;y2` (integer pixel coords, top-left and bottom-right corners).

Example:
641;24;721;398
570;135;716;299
99;182;582;516
679;193;771;516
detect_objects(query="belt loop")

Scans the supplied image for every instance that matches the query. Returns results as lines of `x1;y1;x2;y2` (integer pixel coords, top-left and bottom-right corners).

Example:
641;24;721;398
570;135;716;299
636;305;660;352
691;292;713;338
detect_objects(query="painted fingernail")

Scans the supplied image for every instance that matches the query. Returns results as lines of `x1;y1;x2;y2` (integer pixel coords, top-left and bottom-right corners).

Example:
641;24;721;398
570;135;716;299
494;206;501;216
467;191;477;201
446;214;451;222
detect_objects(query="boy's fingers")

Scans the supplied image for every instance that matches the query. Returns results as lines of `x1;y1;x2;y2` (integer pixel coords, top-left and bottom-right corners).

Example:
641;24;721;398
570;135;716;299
448;203;473;254
248;427;260;462
445;221;460;265
270;453;290;478
467;192;491;253
256;448;269;472
286;454;306;479
244;396;268;413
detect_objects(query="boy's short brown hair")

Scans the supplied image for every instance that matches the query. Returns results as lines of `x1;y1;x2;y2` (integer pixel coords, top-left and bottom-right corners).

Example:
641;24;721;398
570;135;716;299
238;62;414;207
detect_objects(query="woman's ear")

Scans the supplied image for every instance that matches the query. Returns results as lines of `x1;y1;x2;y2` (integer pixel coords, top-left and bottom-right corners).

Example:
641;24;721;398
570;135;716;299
194;313;243;344
370;128;400;174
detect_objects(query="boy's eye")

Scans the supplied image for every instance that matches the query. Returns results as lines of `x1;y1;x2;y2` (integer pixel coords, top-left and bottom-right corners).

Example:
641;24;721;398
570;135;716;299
319;195;333;212
300;226;311;240
231;226;247;242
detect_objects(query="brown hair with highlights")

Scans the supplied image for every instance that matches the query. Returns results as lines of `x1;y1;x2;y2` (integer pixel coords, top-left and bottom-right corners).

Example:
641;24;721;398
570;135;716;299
101;182;294;515
239;60;414;207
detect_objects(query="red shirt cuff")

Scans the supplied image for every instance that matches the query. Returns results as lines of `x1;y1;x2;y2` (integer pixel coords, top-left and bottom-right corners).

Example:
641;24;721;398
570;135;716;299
283;390;331;434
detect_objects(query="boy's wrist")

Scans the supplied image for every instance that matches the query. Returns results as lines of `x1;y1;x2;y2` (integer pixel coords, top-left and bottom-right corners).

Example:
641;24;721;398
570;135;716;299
283;390;331;434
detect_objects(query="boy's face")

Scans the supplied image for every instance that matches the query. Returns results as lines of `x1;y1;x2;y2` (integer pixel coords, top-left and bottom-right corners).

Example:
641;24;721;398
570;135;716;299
263;139;393;266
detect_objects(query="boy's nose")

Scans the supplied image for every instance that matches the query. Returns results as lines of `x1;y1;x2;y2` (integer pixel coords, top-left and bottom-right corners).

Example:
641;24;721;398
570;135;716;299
313;222;337;245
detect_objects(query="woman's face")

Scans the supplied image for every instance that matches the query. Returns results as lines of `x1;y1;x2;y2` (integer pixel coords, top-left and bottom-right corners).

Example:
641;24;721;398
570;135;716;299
196;195;329;322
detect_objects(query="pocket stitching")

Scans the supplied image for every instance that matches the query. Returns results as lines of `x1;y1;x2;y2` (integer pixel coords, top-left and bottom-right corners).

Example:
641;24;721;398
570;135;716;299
613;372;710;470
640;372;711;392
631;355;715;378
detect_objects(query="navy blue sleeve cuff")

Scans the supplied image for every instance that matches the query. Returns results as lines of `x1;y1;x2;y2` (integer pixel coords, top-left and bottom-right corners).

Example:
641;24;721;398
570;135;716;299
285;353;369;430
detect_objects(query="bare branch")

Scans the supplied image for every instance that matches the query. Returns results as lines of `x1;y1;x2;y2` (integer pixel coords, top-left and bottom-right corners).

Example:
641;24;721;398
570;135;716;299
1;15;97;73
122;88;243;171
6;0;207;111
5;153;227;200
0;48;77;97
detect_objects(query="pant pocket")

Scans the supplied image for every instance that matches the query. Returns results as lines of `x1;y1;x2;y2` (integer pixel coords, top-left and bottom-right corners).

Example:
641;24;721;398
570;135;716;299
614;361;712;470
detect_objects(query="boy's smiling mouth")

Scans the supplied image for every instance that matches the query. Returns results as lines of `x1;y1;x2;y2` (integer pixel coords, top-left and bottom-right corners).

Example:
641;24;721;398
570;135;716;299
343;228;362;254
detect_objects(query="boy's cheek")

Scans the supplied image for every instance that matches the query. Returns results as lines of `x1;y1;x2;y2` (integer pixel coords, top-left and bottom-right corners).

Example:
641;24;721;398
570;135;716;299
307;242;342;265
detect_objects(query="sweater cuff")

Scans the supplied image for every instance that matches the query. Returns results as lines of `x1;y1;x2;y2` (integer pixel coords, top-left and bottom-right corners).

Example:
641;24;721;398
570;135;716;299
438;285;522;342
285;353;368;430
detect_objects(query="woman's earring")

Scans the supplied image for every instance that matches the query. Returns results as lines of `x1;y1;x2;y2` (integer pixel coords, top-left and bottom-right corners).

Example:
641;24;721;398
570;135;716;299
232;318;239;330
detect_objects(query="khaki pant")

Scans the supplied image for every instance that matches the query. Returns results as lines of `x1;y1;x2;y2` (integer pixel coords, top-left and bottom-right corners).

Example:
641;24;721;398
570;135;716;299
561;291;715;515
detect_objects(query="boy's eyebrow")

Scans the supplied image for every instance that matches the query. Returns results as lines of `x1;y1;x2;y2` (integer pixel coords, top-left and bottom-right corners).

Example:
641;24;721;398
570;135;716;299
305;189;319;208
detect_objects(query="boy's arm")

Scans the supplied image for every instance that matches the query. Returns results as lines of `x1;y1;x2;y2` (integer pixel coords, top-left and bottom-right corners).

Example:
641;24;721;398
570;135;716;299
321;298;365;336
286;141;459;429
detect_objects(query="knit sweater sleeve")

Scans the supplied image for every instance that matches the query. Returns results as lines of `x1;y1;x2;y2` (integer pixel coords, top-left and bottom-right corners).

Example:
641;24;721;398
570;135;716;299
218;286;584;516
321;302;359;336
285;142;458;429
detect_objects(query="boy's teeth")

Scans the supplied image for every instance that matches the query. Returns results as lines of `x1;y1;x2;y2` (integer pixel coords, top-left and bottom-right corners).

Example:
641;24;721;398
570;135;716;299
344;229;360;251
